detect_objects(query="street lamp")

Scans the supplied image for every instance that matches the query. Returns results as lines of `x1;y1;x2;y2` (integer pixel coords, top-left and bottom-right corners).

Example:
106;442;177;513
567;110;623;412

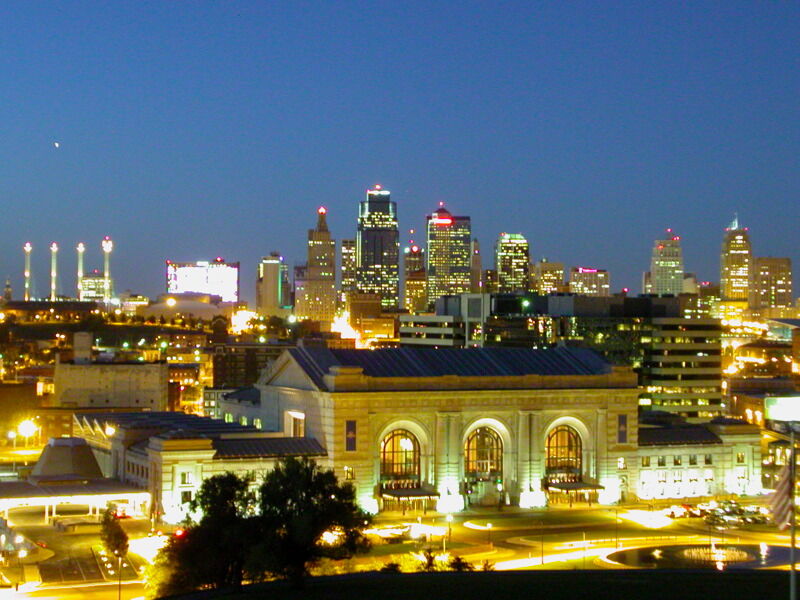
17;420;37;447
487;522;493;548
444;514;453;554
17;548;27;589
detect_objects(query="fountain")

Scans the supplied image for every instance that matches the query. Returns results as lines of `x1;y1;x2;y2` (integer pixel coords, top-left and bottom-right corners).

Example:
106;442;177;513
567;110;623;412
606;543;789;570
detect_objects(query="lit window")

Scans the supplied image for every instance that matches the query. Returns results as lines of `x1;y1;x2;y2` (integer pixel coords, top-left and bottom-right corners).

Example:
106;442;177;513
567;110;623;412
617;457;626;470
736;452;745;464
641;456;650;468
344;466;355;481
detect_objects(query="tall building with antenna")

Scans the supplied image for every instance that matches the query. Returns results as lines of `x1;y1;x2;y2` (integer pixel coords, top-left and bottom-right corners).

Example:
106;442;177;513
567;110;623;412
356;185;400;309
720;216;752;301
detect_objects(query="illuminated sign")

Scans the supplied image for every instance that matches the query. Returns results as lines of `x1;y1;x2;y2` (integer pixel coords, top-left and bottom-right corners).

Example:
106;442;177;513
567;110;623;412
166;260;240;302
765;397;800;422
431;216;453;226
577;267;598;273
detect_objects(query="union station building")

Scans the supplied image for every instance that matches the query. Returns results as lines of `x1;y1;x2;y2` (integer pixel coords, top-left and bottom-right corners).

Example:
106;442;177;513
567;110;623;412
221;346;762;513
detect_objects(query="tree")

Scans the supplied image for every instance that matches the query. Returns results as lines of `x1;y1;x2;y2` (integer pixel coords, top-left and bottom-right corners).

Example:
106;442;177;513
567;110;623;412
101;507;129;600
147;473;259;598
101;506;129;557
256;457;370;587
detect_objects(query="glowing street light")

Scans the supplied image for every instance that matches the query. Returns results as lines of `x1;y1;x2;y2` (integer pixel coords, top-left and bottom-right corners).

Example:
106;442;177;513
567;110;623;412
17;420;37;446
487;522;493;548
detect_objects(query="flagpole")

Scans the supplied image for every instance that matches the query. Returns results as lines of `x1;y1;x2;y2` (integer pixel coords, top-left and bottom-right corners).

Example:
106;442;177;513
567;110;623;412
791;426;796;600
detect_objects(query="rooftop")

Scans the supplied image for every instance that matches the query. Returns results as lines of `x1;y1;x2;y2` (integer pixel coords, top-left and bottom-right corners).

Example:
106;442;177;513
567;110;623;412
288;346;620;391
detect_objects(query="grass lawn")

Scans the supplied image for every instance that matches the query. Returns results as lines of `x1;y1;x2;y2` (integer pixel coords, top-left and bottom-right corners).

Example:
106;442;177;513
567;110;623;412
172;570;791;600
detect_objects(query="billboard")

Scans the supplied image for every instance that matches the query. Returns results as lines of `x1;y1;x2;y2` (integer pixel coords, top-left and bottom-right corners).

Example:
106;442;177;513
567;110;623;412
166;259;240;303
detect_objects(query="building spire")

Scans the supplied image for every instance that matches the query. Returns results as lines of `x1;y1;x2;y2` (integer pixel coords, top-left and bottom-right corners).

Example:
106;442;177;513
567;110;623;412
729;212;739;230
316;206;329;232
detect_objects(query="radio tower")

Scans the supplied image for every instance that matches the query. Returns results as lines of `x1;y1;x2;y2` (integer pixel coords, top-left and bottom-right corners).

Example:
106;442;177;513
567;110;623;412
49;242;59;301
102;236;113;303
23;242;32;301
76;242;86;300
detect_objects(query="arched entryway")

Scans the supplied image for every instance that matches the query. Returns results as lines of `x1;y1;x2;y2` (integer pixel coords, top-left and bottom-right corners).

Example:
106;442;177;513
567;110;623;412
379;429;435;512
463;427;503;506
544;424;599;505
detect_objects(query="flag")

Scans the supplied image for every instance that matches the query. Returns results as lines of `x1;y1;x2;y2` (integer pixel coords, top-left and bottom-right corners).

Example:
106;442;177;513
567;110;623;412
771;462;793;530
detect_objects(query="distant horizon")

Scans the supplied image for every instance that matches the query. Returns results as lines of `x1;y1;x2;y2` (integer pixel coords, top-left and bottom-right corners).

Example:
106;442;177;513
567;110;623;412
2;3;797;304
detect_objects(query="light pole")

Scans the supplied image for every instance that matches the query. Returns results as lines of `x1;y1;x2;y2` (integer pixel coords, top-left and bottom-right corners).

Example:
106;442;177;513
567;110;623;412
17;548;27;589
615;508;619;549
487;522;493;549
444;514;453;553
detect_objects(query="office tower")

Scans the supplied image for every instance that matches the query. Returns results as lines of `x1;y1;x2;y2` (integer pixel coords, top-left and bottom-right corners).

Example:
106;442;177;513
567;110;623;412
470;238;482;293
356;185;400;309
340;239;357;303
720;216;752;301
495;233;530;293
256;252;291;318
403;244;427;314
569;267;610;297
751;257;793;309
426;205;471;306
534;258;565;294
3;279;12;302
80;271;107;301
294;207;337;324
482;269;498;294
643;229;684;296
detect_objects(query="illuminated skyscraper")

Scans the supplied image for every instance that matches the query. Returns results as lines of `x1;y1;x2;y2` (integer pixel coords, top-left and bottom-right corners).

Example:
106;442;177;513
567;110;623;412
256;252;291;318
426;206;471;306
469;238;482;293
720;216;752;301
533;259;565;294
495;233;529;293
403;243;427;314
340;239;357;303
356;185;400;309
643;229;684;296
750;257;792;309
569;267;610;297
295;207;337;324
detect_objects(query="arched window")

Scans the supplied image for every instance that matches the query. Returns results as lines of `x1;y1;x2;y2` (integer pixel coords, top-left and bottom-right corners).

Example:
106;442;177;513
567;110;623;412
380;429;420;482
464;427;503;480
546;425;582;481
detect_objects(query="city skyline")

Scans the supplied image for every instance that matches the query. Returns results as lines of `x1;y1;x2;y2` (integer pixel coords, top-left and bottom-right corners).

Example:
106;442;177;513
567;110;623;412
1;4;798;304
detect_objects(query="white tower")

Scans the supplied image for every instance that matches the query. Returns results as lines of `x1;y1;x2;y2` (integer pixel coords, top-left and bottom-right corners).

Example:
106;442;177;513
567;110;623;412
101;236;113;303
23;242;32;301
76;242;86;300
49;242;59;301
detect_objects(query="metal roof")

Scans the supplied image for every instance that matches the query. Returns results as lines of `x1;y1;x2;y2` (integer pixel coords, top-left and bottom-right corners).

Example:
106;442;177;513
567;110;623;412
638;425;722;447
212;437;326;459
288;346;613;390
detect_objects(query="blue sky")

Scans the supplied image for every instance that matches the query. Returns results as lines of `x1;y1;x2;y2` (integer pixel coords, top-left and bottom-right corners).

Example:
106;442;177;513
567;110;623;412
1;2;798;302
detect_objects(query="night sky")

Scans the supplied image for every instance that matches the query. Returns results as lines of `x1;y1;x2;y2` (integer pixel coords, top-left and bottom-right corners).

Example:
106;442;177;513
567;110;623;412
1;3;798;303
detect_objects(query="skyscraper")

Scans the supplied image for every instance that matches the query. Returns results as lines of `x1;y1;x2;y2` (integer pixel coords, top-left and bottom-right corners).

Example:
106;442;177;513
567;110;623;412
533;258;565;294
339;239;357;304
469;238;482;293
751;257;793;309
643;229;684;296
294;207;337;325
403;243;427;314
569;267;610;297
720;216;752;301
356;185;400;309
426;205;471;306
495;233;530;293
256;252;291;318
